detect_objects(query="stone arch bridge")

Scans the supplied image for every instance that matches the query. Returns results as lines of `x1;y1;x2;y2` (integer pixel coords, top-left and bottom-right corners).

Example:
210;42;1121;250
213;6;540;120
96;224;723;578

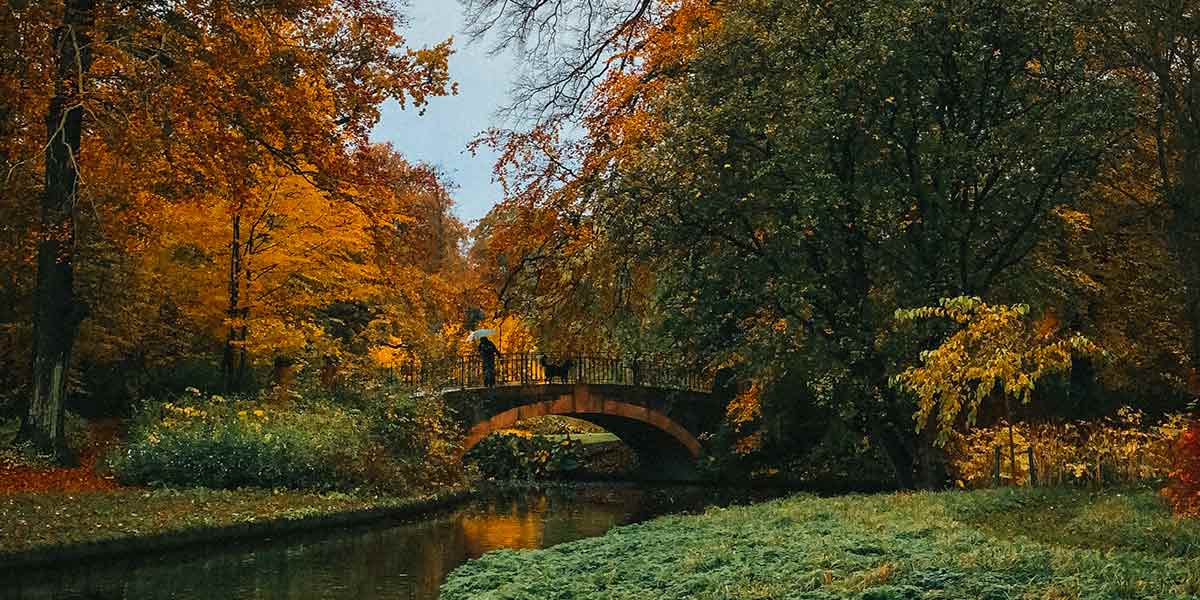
402;354;725;480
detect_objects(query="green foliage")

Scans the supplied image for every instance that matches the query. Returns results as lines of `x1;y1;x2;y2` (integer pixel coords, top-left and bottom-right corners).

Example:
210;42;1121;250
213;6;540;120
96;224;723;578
316;376;465;487
111;396;375;490
109;386;462;492
442;488;1200;599
782;429;896;491
543;0;1137;487
699;425;894;491
465;431;585;481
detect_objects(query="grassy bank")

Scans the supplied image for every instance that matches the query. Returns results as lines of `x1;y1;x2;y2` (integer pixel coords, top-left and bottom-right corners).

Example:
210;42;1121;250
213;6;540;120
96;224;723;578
441;487;1200;599
0;486;470;567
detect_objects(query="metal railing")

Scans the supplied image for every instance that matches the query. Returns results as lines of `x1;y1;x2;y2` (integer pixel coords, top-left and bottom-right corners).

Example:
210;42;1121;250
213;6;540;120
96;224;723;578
394;353;711;393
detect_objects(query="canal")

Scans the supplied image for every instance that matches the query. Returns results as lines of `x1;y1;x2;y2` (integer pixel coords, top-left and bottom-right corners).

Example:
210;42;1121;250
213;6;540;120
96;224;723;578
3;485;778;599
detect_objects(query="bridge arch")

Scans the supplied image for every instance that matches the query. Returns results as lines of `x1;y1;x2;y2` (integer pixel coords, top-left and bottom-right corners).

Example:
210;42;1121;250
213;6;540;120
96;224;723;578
447;383;714;480
461;398;702;459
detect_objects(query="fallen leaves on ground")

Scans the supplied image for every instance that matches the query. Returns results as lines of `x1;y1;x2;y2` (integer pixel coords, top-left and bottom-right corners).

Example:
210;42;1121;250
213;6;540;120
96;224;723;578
0;419;123;494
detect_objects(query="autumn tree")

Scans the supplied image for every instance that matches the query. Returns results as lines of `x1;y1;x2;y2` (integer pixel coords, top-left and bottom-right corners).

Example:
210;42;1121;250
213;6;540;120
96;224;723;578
1082;0;1200;388
465;0;716;355
125;146;467;393
471;0;1136;487
22;0;95;462
2;0;454;459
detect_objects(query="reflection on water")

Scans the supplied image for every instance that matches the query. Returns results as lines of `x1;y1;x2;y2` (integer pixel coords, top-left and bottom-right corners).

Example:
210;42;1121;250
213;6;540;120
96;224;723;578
2;486;774;600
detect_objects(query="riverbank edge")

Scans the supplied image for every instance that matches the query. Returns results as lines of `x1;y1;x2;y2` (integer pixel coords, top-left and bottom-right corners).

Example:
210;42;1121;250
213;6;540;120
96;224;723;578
0;487;476;571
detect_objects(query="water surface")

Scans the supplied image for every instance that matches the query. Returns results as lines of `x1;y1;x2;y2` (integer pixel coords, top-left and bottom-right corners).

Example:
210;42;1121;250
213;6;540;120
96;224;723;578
3;485;775;600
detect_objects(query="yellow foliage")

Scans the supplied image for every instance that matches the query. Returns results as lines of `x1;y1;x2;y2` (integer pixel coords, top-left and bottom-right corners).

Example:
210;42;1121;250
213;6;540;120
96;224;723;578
734;430;765;456
727;379;767;455
727;380;764;428
948;409;1188;488
369;345;408;369
495;429;534;439
894;296;1102;444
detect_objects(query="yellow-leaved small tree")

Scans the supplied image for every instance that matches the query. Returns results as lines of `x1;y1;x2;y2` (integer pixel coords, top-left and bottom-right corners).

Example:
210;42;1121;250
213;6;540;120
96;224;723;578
893;296;1102;478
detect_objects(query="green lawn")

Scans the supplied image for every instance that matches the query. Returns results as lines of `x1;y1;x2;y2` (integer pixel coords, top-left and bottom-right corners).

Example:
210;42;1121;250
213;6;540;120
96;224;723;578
538;433;621;445
440;487;1200;599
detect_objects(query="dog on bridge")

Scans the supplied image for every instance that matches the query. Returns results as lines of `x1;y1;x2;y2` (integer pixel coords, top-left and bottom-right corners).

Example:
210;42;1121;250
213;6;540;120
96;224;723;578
539;356;575;384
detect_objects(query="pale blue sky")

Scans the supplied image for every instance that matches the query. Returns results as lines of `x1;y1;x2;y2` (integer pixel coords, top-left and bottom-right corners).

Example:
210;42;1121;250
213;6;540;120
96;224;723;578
372;0;517;225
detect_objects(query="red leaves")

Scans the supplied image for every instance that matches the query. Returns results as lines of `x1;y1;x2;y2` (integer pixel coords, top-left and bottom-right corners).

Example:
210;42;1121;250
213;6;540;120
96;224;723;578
1163;421;1200;518
0;457;120;494
0;419;122;494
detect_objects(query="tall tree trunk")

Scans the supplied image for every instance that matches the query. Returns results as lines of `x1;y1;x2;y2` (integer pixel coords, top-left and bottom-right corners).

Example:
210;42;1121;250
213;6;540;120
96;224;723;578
870;420;917;490
236;224;253;388
863;356;950;490
1168;150;1200;389
223;214;242;392
19;0;95;464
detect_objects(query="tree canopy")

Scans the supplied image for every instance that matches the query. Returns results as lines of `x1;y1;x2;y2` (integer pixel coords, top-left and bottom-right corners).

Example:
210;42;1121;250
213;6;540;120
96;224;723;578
467;0;1197;487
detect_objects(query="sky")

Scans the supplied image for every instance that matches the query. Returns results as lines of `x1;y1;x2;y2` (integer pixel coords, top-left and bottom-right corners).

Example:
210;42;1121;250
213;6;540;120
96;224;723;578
371;0;518;226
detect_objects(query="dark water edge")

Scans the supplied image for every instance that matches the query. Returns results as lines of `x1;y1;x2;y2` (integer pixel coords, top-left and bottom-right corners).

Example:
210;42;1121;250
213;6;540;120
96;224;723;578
1;484;784;600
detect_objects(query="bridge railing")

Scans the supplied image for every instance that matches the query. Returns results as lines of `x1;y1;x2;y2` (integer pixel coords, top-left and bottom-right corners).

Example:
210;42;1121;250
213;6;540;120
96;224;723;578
393;353;711;393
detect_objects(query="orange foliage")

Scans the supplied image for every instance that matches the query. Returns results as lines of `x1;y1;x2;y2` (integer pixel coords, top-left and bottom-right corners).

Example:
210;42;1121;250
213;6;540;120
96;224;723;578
466;0;723;352
585;0;723;162
1;0;467;407
1164;421;1200;518
727;380;764;455
0;420;123;493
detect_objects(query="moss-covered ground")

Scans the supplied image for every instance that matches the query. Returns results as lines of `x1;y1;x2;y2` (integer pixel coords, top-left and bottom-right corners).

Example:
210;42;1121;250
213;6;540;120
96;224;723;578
441;487;1200;599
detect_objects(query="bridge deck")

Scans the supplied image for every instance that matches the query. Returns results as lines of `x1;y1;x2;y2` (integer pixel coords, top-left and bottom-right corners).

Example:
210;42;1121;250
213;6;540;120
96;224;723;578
396;353;711;394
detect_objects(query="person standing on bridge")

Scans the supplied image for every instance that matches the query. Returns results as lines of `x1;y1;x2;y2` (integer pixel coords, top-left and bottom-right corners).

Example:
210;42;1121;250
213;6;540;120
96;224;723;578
478;336;499;387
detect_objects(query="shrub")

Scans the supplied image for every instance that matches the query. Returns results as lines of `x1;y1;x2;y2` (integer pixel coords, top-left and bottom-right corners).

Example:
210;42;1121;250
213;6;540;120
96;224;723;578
465;430;584;480
111;382;467;493
110;392;382;491
1163;420;1200;518
948;408;1188;488
321;377;464;488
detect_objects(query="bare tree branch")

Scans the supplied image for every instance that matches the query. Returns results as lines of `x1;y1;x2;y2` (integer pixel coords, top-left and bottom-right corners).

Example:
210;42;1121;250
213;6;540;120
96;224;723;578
460;0;657;123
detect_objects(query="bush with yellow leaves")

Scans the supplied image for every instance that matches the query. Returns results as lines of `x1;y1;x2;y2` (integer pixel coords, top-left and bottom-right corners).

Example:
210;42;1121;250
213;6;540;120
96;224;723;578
947;408;1189;488
110;388;415;492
